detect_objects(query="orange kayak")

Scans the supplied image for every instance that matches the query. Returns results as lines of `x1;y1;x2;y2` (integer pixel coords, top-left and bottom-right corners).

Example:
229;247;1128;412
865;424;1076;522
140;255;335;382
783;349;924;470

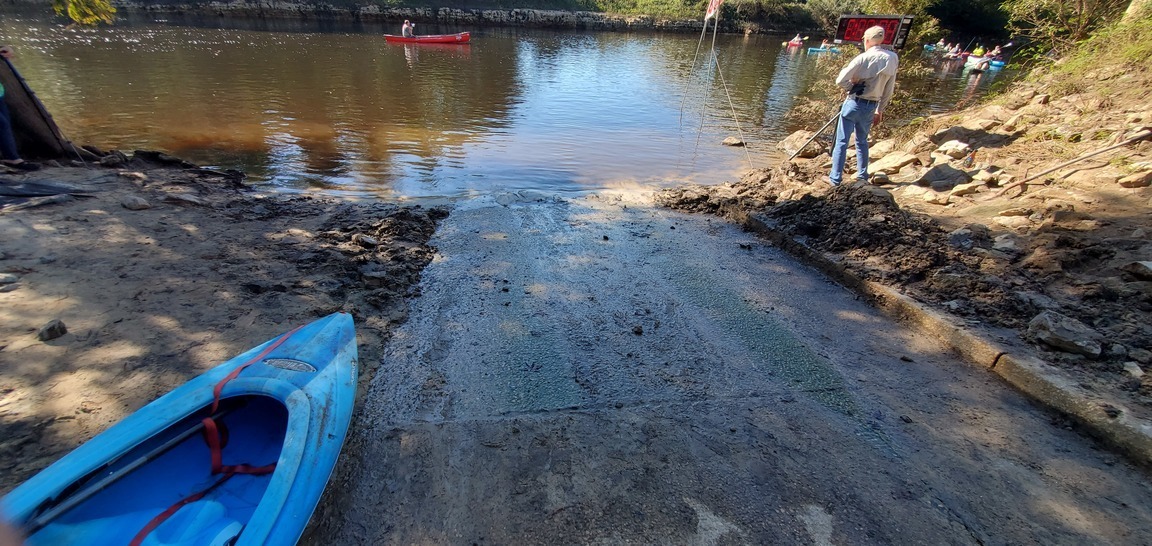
384;32;470;44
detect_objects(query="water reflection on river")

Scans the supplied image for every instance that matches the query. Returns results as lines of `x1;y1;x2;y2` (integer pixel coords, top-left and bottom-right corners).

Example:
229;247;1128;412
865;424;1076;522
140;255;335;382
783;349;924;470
0;11;1009;200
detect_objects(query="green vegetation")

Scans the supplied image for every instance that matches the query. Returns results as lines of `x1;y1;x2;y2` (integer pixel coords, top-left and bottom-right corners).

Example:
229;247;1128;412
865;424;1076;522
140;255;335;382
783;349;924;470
1051;11;1152;73
52;0;116;25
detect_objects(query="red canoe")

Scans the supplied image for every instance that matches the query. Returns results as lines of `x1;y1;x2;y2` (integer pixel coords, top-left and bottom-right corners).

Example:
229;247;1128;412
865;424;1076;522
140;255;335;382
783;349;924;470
384;32;471;44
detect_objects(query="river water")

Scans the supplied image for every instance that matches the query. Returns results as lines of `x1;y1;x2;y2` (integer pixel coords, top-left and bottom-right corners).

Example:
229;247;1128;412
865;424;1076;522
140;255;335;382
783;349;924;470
0;11;1009;200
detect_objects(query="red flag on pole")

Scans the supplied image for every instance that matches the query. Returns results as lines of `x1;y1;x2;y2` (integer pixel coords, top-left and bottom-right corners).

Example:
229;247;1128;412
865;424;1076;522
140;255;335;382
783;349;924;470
704;0;723;20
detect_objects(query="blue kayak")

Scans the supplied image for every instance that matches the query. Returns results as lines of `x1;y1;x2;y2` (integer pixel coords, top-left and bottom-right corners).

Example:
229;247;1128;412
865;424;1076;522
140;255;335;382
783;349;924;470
807;46;841;54
1;312;358;545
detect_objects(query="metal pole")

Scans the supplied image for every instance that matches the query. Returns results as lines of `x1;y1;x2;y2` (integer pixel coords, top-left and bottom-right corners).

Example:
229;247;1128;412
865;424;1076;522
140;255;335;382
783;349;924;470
788;110;841;161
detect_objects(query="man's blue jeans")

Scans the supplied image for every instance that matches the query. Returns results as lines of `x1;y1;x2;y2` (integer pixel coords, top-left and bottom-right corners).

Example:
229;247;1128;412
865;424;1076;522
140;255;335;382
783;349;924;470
829;97;878;185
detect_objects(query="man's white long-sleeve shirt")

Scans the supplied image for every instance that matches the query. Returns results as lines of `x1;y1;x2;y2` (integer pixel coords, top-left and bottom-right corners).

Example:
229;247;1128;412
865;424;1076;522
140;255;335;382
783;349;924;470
835;46;899;114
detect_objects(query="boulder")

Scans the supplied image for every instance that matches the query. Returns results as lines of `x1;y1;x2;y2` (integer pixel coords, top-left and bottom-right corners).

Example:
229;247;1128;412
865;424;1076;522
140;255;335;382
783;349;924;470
121;196;152;210
900;185;931;200
870;172;891;185
777;131;826;159
948;227;974;249
38;319;68;342
1124;362;1145;378
962;118;1000;131
976;105;1013;122
1118;171;1152;188
997;207;1032;217
922;191;950;205
929;152;953;167
1120;261;1152;280
993;215;1033;230
916;164;971;188
1027;310;1102;358
164;193;207;207
1003;89;1036;110
902;134;934;154
971;169;998;183
950;182;984;197
722;136;746;147
869;138;897;160
869;152;921;174
937;140;971;159
351;233;379;248
992;234;1020;253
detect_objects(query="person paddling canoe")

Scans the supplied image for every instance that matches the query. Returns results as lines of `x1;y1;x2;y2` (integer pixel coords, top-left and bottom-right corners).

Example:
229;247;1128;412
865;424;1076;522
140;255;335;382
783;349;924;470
402;20;415;38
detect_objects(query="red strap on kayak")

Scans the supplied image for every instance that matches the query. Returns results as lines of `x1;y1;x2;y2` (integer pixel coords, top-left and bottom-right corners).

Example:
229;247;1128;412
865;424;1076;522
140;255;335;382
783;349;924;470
128;473;233;546
131;325;303;544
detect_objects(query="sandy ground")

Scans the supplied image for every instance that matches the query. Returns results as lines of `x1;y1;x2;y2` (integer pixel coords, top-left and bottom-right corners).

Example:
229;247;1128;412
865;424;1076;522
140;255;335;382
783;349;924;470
0;156;445;495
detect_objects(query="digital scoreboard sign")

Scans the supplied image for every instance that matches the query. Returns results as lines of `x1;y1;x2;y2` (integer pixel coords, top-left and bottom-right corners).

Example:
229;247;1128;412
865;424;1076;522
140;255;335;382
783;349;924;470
835;15;915;50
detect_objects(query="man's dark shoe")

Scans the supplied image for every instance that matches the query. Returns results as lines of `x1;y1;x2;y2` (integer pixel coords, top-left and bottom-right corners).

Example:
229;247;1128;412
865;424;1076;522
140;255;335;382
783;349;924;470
2;160;41;171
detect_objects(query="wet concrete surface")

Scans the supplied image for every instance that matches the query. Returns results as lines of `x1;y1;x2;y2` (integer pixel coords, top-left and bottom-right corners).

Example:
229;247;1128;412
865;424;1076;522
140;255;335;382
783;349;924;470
324;192;1152;544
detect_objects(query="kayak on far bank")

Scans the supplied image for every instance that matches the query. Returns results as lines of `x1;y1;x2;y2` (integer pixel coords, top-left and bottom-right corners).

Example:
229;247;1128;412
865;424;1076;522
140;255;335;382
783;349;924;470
385;32;471;44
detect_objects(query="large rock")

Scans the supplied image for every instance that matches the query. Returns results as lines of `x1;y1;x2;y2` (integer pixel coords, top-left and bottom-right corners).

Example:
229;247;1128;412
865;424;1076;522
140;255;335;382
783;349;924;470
902;134;934;154
961;118;1000;131
777;130;827;159
1121;261;1152;280
121;196;152;210
1027;310;1102;358
869;152;921;174
950;182;985;197
1118;171;1152;188
922;191;950;205
915;164;971;188
937;140;971;159
38;319;68;342
869;138;897;160
993;216;1034;230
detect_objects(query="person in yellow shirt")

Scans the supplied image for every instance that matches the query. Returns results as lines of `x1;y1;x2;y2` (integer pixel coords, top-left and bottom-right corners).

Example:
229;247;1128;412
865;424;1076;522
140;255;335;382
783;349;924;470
972;44;986;57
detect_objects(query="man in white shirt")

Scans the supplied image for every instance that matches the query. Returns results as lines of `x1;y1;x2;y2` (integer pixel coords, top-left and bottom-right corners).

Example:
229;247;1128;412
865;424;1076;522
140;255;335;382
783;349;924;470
828;26;899;186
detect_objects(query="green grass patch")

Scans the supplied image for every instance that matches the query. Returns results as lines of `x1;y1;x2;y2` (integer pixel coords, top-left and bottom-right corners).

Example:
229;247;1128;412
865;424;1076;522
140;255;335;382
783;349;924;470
1052;15;1152;78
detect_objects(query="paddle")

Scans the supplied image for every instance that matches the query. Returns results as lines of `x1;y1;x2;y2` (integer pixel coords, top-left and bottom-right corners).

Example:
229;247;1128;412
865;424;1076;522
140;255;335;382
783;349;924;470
22;406;237;535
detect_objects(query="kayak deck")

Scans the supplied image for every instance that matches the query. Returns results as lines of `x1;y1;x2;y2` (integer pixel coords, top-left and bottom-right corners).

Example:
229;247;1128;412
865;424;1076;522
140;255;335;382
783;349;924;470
30;396;287;546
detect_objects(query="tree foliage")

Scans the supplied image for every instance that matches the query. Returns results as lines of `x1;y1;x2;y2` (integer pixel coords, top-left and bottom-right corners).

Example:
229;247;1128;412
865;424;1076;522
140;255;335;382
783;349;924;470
863;0;943;44
52;0;117;26
806;0;866;32
1002;0;1128;55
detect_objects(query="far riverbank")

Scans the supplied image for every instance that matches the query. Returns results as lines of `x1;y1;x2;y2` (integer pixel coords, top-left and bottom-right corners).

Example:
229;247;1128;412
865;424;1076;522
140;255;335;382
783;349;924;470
4;0;816;34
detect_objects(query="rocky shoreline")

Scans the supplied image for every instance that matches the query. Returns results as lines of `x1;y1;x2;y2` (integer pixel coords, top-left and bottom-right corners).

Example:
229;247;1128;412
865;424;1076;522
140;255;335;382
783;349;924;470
657;75;1152;458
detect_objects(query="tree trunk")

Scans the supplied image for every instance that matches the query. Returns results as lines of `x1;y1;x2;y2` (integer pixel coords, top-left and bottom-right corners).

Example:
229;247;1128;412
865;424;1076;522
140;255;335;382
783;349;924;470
1124;0;1151;22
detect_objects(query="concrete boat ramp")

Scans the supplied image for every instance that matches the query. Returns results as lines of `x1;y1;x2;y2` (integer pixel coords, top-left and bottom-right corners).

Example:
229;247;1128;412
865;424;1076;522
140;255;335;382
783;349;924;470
315;191;1152;544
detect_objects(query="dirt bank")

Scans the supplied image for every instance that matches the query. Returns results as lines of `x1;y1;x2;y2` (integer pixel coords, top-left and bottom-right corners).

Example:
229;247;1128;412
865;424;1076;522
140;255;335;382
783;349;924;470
0;153;446;494
657;71;1152;428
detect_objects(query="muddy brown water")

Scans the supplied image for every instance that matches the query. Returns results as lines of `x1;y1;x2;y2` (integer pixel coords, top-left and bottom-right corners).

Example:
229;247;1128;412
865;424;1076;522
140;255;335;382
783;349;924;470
305;192;1152;544
0;11;1011;200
